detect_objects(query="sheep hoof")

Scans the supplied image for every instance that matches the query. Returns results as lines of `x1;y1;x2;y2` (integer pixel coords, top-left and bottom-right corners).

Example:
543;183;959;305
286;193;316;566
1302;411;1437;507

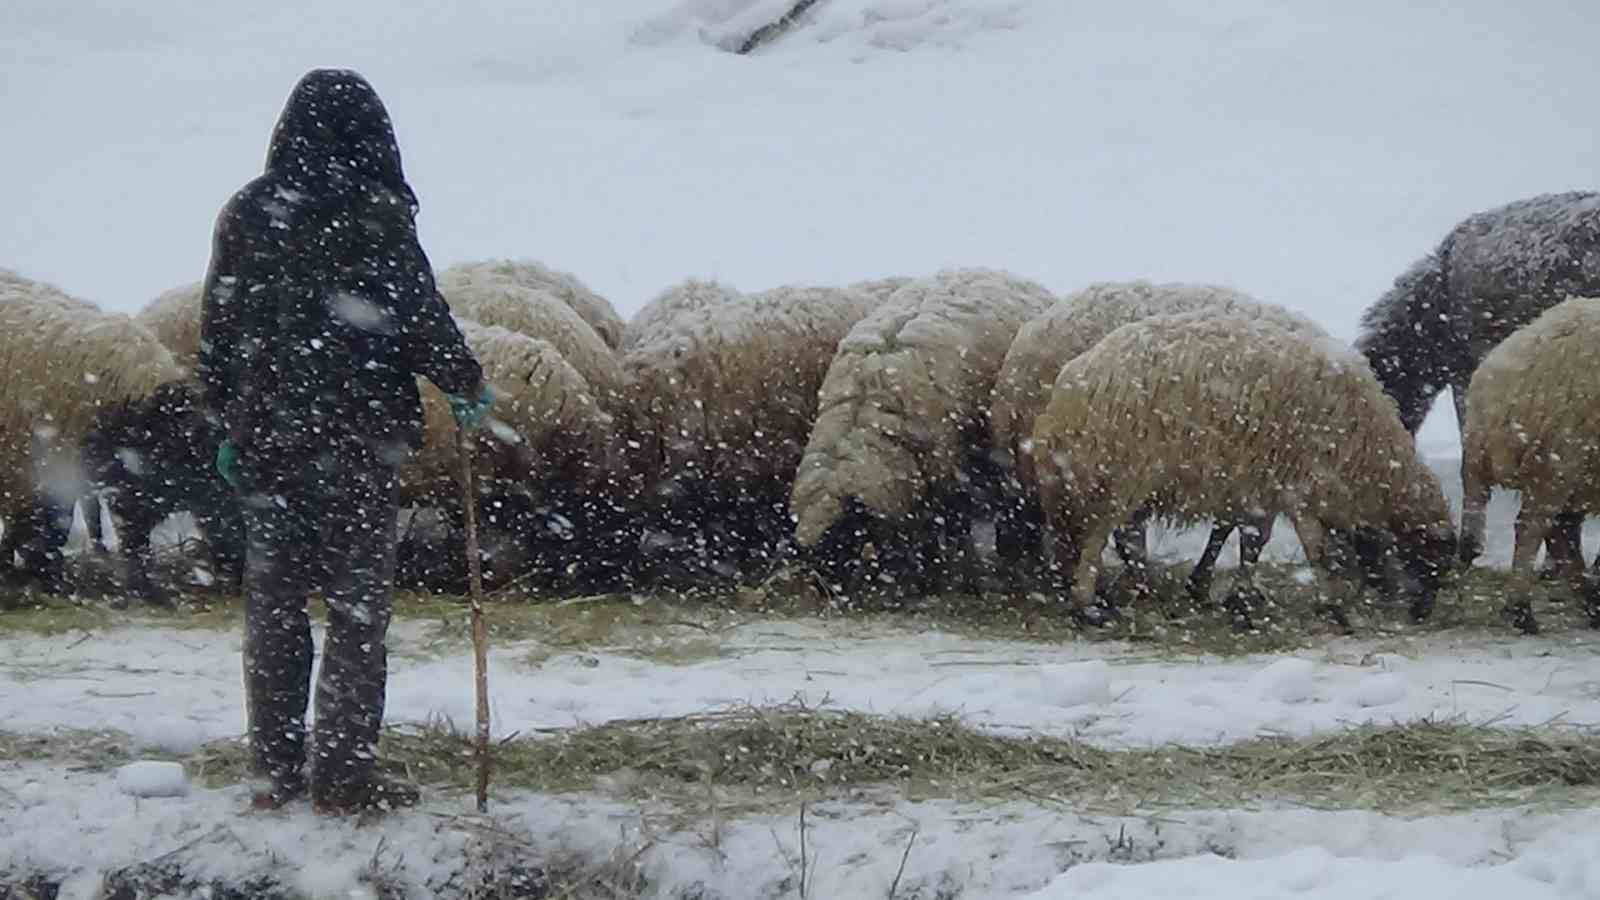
1110;568;1156;607
1221;583;1263;631
1500;602;1540;635
1073;603;1121;629
1583;584;1600;629
1315;603;1353;634
1225;606;1254;633
127;574;172;608
1184;576;1215;609
1407;596;1435;623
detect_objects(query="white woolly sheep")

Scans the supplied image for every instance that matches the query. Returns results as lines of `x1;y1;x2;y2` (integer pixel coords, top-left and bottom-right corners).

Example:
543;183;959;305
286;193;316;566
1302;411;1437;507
1460;296;1600;634
438;259;625;351
405;318;615;504
621;278;743;351
0;271;186;594
135;282;205;372
990;280;1326;599
400;318;621;589
436;261;629;412
1030;311;1455;629
789;267;1055;586
847;276;913;304
623;283;879;577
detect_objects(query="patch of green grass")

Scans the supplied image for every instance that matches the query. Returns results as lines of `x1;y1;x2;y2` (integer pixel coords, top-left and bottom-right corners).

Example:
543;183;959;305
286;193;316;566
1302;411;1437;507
399;591;752;666
0;728;143;767
85;708;1600;815
732;560;1600;658
9;553;1593;662
0;593;242;636
41;708;1600;817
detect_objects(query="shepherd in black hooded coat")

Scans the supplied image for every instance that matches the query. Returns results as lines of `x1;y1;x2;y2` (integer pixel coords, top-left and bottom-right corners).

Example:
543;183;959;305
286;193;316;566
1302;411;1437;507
198;68;491;814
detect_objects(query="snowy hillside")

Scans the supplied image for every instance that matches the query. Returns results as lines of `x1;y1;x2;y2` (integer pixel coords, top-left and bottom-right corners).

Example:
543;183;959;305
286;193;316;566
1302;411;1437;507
4;0;1598;452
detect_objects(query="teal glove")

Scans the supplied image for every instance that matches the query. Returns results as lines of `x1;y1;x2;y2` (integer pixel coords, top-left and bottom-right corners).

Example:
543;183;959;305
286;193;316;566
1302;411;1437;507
215;440;241;488
449;383;497;431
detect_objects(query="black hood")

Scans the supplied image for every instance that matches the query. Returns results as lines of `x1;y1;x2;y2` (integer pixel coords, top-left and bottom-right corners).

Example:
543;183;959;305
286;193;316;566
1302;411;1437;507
264;68;416;208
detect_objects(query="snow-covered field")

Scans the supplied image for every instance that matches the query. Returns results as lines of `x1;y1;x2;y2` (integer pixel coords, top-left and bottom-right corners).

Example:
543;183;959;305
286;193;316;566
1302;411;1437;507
4;615;1600;756
5;0;1600;896
3;614;1599;898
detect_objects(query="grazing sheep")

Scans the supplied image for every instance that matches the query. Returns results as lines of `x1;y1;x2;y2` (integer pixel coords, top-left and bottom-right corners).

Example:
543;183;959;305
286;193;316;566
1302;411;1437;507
1031;311;1455;629
399;318;621;589
1357;191;1600;571
1459;297;1600;634
621;278;743;351
625;283;879;579
0;271;188;595
438;259;625;351
134;282;204;372
990;281;1326;600
790;267;1055;589
82;380;243;601
436;261;629;411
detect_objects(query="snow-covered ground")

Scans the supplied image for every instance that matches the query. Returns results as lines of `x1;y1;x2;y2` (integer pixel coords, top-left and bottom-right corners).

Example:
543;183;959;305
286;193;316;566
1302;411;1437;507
6;0;1600;895
3;617;1598;756
3;616;1599;898
8;760;1600;899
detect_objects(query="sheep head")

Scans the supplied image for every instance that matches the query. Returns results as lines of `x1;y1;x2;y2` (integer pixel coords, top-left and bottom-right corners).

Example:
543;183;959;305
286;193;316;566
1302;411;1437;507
83;379;223;520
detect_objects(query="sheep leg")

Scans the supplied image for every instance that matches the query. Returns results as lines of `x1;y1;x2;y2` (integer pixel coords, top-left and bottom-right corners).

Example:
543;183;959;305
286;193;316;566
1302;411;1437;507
1290;513;1356;633
1219;514;1273;631
1185;522;1232;607
80;494;107;555
1584;530;1600;629
1458;456;1492;569
197;502;247;591
939;496;978;594
1066;520;1119;626
0;515;19;582
1503;502;1551;635
1353;526;1403;596
1110;506;1154;605
14;497;73;596
993;494;1042;571
1541;511;1585;594
1238;514;1272;571
114;498;173;607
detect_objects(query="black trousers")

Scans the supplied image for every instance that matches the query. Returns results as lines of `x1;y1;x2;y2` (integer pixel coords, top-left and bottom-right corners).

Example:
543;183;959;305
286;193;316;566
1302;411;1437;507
241;457;399;801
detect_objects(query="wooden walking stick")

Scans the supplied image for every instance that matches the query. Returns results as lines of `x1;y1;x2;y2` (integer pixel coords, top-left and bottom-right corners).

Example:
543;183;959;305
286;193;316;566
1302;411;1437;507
457;423;492;813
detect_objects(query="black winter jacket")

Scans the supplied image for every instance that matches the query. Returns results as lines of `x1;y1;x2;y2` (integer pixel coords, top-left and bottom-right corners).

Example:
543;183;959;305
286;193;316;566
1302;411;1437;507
198;69;481;482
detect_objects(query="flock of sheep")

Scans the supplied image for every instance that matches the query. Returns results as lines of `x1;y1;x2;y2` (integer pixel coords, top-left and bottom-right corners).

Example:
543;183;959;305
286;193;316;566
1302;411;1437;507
4;190;1600;636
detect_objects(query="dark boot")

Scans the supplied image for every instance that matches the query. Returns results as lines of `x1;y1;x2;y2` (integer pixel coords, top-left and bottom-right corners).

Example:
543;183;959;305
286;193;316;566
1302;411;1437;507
312;775;420;816
250;773;308;810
